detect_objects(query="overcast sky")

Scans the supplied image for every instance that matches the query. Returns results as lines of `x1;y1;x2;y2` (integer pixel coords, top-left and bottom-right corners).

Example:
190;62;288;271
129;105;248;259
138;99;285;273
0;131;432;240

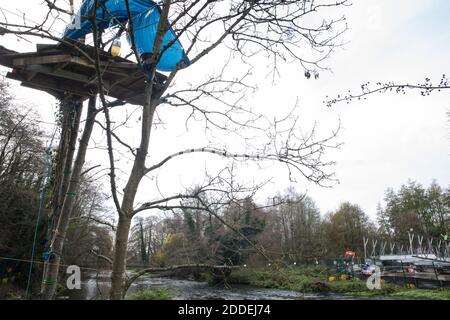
0;0;449;221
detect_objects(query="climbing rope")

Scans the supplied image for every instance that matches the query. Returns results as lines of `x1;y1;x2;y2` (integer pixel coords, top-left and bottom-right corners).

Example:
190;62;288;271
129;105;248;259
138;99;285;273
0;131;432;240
0;256;99;272
24;127;57;300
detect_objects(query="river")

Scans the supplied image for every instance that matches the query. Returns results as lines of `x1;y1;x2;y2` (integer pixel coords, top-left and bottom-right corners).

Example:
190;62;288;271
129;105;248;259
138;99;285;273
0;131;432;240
63;271;400;300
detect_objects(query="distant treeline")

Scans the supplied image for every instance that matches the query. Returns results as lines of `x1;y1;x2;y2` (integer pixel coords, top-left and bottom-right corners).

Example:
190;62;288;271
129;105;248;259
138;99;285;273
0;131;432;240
127;181;449;267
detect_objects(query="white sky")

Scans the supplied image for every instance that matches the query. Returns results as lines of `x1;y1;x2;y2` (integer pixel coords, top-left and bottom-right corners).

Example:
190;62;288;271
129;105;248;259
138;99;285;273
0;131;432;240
0;0;449;221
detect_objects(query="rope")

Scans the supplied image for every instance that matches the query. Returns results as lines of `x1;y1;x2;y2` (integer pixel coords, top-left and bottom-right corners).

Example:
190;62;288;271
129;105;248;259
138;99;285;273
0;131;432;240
0;256;100;272
25;128;57;300
42;279;58;286
44;209;58;257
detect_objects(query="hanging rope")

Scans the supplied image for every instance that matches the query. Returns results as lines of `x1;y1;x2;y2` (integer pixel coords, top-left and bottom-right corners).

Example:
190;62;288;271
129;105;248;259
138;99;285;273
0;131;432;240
25;127;57;300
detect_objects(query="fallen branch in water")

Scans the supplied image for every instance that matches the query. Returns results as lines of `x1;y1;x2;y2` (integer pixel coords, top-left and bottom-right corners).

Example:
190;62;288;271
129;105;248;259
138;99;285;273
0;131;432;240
123;264;242;296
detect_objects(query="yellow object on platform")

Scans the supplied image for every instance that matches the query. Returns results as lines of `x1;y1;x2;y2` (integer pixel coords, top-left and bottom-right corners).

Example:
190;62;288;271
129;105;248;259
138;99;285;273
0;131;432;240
111;39;121;57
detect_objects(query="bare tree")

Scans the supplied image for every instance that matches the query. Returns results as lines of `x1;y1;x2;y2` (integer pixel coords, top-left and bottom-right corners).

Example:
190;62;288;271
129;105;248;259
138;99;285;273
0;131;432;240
99;0;347;299
1;0;349;299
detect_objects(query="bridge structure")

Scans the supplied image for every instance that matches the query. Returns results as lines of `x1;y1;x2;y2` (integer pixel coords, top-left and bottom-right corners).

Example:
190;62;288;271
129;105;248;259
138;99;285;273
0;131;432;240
361;233;450;288
362;232;450;263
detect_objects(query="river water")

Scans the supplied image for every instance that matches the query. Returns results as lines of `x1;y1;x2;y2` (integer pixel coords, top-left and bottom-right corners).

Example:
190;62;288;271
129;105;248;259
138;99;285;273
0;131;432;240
64;271;396;300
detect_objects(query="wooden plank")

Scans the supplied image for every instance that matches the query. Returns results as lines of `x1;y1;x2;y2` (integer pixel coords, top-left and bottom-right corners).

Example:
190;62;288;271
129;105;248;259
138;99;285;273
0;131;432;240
20;65;133;97
15;72;150;106
23;64;93;84
1;44;166;76
1;44;167;106
13;54;72;66
7;71;95;98
6;69;150;105
2;49;65;60
69;56;137;75
23;63;146;96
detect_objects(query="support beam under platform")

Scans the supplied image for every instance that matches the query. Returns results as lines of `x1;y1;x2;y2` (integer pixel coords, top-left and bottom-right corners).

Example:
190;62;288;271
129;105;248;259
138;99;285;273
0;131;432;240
0;42;167;106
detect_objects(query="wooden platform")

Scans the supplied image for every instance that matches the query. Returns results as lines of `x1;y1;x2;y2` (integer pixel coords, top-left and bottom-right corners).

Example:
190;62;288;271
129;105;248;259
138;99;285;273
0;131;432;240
0;41;167;105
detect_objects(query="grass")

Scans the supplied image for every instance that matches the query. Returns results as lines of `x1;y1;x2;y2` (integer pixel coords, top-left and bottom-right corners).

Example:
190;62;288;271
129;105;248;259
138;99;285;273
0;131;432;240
390;288;450;300
229;266;330;292
228;266;450;300
126;288;173;300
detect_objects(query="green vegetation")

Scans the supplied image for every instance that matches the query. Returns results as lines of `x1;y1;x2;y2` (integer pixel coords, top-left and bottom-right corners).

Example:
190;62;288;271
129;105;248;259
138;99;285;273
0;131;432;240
126;288;173;300
390;289;450;300
229;266;328;292
228;267;450;300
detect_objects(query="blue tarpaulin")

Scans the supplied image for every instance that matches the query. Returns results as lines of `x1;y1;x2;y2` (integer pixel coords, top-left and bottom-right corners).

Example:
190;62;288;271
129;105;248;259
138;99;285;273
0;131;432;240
64;0;189;72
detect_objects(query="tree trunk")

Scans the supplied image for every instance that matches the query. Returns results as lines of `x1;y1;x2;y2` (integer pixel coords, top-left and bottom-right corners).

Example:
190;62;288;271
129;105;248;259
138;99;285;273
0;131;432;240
41;97;96;299
110;215;132;300
41;99;82;297
109;83;158;300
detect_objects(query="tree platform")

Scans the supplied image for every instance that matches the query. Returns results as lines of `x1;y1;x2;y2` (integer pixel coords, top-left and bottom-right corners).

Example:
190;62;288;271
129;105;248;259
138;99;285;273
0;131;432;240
0;41;166;105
